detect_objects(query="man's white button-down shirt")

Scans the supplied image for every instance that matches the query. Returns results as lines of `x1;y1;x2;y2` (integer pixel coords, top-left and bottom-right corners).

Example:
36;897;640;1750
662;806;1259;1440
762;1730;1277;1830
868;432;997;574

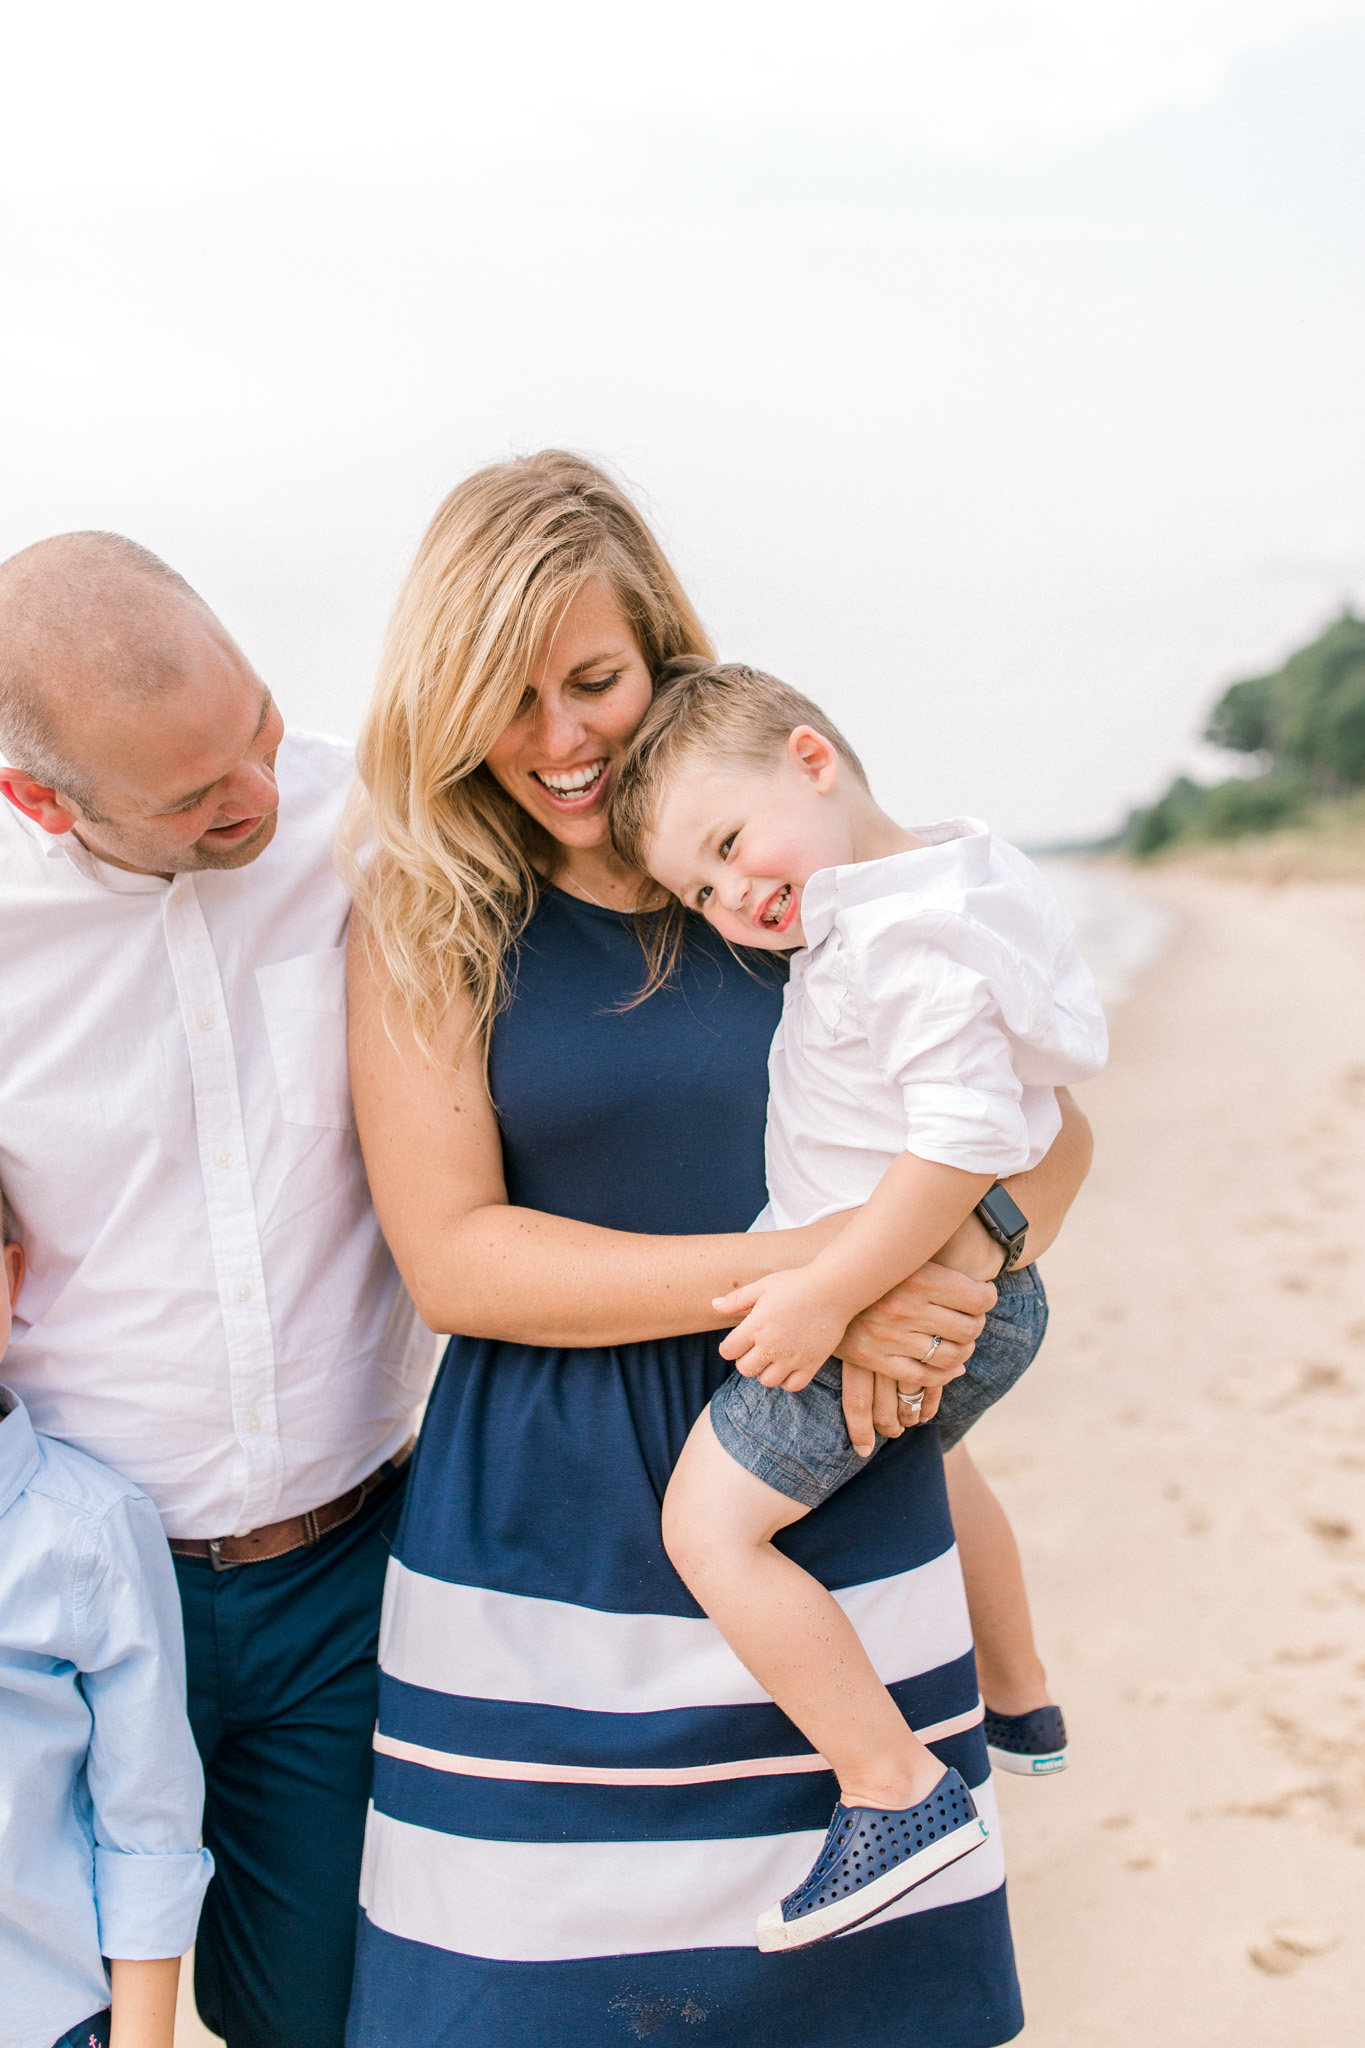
0;731;433;1538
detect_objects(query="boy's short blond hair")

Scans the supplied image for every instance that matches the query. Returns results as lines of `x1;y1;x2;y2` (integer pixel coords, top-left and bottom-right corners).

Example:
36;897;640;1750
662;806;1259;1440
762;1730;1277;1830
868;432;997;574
610;656;868;876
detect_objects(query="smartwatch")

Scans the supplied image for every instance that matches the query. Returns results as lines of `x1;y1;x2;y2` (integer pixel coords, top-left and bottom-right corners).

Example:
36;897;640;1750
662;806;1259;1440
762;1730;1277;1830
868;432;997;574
975;1183;1028;1273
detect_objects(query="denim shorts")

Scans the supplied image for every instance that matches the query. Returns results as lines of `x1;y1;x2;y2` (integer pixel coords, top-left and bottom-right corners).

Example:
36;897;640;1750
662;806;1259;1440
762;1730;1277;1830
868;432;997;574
709;1262;1049;1510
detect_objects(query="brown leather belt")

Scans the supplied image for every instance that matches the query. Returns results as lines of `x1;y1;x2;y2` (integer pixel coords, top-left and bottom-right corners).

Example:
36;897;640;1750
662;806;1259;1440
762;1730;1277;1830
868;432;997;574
169;1439;415;1571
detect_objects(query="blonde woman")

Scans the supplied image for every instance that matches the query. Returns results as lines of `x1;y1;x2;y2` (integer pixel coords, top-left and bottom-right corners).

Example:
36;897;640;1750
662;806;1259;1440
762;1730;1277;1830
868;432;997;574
341;453;1090;2046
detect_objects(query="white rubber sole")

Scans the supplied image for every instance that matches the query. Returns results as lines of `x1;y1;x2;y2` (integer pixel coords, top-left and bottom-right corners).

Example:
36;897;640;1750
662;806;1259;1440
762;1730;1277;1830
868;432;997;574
755;1815;990;1953
987;1744;1068;1776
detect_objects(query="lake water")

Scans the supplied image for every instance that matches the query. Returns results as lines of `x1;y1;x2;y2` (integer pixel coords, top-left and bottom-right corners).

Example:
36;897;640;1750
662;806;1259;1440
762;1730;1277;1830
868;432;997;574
1035;857;1172;1010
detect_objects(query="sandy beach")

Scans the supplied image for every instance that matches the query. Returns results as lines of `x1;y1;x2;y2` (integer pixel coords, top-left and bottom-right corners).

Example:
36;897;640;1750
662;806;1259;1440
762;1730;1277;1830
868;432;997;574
985;866;1365;2044
173;864;1365;2048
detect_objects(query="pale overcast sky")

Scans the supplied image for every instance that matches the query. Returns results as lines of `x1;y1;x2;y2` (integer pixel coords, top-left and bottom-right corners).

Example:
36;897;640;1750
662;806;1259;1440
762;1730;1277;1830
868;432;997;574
3;1;1363;840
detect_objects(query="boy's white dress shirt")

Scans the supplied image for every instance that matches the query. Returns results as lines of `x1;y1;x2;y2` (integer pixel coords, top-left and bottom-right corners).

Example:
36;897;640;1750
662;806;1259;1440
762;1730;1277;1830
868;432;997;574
0;1386;213;2048
0;731;432;1539
759;819;1108;1229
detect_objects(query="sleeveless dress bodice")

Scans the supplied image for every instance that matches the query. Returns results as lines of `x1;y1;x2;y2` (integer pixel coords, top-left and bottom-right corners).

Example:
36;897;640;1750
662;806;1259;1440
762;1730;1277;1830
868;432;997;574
491;891;777;1237
347;890;1021;2048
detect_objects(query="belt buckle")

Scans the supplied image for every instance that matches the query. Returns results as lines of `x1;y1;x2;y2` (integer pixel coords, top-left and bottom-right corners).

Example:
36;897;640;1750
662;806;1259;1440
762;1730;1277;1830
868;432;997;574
208;1538;231;1573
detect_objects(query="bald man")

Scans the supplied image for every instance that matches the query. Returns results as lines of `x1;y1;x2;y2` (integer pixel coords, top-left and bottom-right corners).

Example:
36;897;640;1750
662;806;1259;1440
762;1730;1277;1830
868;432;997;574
0;534;434;2048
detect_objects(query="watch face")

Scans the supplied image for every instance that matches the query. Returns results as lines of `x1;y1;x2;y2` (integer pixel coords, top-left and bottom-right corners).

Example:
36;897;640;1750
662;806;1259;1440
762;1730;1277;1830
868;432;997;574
980;1185;1029;1239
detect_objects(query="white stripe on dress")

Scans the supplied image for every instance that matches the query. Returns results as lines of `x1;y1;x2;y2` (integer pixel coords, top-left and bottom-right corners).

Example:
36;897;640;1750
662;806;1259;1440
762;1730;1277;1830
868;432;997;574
358;1775;1004;1963
378;1545;971;1712
371;1700;984;1787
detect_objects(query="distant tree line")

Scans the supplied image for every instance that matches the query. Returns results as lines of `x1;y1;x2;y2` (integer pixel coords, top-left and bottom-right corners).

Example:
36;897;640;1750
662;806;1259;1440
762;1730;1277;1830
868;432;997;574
1125;611;1365;856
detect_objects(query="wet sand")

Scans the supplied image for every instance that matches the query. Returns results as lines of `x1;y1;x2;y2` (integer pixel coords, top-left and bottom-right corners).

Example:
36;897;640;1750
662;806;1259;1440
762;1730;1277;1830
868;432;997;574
984;868;1365;2043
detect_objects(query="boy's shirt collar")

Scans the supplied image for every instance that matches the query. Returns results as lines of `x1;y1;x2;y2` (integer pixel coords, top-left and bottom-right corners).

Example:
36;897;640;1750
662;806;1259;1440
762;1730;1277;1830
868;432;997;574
0;1386;41;1520
798;817;992;950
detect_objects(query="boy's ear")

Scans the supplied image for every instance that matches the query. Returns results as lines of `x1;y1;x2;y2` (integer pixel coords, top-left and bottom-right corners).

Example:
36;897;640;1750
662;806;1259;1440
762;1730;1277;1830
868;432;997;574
786;726;839;792
3;1242;23;1307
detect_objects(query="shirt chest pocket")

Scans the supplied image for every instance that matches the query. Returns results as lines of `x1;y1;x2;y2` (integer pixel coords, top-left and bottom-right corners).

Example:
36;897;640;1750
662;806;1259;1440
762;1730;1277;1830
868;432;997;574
255;948;354;1131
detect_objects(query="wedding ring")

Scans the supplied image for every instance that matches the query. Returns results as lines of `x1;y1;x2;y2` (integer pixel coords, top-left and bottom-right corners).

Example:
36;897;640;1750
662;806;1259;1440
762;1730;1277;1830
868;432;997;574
898;1389;926;1411
922;1335;942;1364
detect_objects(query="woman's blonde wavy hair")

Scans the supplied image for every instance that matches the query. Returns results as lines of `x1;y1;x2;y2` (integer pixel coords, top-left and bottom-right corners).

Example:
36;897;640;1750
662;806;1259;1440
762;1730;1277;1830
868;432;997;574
339;451;713;1055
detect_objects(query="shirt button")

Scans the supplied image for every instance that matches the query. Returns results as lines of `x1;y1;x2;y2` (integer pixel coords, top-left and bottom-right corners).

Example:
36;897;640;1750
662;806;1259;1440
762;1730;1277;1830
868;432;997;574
215;1148;233;1168
197;1012;215;1032
235;1282;253;1302
245;1412;262;1434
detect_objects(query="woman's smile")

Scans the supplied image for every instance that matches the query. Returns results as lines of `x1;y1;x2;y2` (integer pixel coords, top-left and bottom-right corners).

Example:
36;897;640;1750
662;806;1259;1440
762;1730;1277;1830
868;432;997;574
529;758;609;810
482;580;654;858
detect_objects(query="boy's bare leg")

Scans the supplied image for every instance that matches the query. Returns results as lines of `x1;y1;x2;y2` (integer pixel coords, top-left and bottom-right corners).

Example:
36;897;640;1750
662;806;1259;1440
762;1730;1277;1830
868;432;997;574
663;1409;944;1809
944;1442;1052;1716
109;1956;181;2048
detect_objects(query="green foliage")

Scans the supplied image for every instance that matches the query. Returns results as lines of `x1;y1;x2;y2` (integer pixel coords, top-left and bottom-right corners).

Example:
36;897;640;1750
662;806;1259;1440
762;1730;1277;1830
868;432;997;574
1125;777;1206;857
1203;674;1274;755
1199;771;1309;837
1126;610;1365;857
1203;611;1365;788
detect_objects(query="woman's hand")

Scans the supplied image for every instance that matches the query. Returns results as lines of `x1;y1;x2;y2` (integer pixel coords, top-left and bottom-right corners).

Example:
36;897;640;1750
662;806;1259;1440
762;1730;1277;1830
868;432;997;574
832;1093;1094;1458
834;1260;994;1379
834;1261;995;1455
839;1364;943;1456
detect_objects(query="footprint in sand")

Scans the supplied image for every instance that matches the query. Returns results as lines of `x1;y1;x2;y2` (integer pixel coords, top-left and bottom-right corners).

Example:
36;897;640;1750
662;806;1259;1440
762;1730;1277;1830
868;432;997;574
1306;1516;1354;1547
1248;1923;1340;1975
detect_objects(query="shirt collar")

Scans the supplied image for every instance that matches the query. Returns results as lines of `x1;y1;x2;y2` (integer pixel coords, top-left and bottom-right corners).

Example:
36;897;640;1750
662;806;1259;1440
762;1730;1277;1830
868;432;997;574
798;818;993;950
57;833;167;893
0;1386;41;1520
2;798;168;894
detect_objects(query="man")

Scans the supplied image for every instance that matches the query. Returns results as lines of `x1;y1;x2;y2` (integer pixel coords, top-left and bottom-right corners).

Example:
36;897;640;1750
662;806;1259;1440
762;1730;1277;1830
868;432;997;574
0;533;434;2048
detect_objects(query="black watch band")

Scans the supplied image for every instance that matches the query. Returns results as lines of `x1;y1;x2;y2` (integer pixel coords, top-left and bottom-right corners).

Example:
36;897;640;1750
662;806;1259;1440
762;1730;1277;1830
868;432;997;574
975;1183;1028;1272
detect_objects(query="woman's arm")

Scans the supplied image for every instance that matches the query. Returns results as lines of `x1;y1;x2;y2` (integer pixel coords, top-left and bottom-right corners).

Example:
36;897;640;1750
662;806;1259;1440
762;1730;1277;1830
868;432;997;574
350;923;860;1345
712;1156;993;1389
933;1086;1094;1282
836;1087;1093;1377
844;1087;1095;1441
352;925;1091;1356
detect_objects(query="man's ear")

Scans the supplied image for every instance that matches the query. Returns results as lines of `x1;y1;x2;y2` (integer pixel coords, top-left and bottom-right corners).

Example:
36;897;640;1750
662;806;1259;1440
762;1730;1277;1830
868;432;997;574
786;725;839;792
0;774;79;836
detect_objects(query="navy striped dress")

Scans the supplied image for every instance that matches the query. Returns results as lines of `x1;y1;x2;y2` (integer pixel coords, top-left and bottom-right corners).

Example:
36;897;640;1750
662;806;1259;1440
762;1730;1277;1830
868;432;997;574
346;889;1022;2048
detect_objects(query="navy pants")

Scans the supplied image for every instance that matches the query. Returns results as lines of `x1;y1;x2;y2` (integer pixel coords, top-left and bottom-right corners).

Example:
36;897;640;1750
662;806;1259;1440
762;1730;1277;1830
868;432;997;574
175;1471;405;2048
51;2013;110;2048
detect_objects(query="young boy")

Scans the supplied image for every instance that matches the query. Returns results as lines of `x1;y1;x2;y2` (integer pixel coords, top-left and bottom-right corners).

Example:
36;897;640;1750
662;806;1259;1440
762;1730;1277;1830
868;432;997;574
0;1184;213;2048
610;659;1106;1952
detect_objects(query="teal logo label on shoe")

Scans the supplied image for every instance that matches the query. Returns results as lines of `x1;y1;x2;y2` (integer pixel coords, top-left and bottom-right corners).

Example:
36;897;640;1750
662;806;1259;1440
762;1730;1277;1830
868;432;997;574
1031;1756;1066;1773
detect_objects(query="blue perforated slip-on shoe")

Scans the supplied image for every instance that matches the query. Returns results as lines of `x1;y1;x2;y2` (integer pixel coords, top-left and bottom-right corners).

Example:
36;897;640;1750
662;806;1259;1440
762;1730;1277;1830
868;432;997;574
984;1704;1069;1776
755;1768;988;1952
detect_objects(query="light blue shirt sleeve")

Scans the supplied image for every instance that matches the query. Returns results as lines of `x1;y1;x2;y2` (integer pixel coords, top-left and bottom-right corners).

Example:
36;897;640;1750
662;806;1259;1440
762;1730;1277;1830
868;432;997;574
1;1396;215;2044
76;1492;214;1959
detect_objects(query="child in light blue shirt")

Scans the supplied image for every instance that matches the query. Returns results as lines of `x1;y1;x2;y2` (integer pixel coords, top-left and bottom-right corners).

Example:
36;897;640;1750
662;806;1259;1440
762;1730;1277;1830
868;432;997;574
0;1188;213;2048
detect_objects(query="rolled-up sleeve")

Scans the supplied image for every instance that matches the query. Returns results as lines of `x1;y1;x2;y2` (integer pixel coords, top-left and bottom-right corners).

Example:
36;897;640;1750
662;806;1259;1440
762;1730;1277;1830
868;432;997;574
76;1495;214;1960
856;909;1048;1175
